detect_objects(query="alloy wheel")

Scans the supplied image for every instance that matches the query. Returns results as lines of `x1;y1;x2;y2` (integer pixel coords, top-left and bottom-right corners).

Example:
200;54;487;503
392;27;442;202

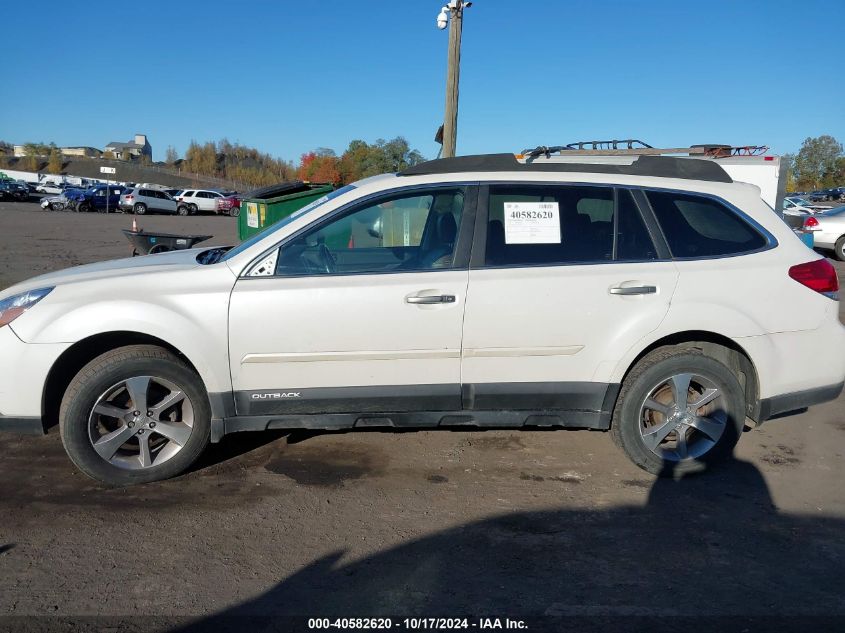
88;375;194;470
638;372;727;461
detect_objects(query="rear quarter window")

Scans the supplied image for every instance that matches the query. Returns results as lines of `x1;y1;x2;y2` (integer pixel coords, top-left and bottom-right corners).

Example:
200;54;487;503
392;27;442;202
646;190;768;258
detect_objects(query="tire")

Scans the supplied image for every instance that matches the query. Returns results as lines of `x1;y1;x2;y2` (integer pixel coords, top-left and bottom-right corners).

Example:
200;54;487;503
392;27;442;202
230;206;240;217
834;236;845;262
177;205;189;216
59;345;211;486
189;203;198;215
77;202;91;213
134;203;147;215
610;347;746;477
50;202;64;212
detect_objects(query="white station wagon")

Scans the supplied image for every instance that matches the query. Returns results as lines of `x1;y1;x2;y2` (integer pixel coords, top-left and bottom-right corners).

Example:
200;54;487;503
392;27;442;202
1;151;843;485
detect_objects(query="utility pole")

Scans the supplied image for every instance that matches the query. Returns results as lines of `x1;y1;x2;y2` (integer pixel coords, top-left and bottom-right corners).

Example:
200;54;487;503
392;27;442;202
438;1;470;159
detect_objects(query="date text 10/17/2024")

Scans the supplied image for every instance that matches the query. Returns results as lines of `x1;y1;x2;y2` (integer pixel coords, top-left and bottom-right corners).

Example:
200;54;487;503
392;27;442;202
307;617;528;630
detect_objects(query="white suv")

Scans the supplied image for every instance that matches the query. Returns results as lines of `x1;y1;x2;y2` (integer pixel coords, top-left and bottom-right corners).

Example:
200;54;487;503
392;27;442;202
1;152;843;486
175;189;227;215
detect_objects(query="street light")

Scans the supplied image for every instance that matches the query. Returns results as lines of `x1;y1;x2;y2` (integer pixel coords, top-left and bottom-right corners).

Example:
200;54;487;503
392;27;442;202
436;1;471;159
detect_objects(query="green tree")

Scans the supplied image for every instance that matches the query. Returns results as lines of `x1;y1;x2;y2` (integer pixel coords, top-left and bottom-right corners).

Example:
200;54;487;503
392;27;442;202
793;135;843;190
47;148;63;174
338;137;425;184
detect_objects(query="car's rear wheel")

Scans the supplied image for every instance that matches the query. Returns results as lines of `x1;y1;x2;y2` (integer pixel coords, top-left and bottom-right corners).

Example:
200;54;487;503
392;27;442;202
611;348;745;476
59;345;211;486
230;206;240;217
134;203;146;215
177;205;189;216
834;236;845;262
50;202;64;211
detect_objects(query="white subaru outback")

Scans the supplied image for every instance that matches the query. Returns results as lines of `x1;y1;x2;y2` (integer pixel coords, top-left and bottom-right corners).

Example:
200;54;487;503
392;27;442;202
1;152;843;485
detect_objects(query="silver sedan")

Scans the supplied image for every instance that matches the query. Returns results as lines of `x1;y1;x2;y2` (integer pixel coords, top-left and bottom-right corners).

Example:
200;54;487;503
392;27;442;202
806;206;845;260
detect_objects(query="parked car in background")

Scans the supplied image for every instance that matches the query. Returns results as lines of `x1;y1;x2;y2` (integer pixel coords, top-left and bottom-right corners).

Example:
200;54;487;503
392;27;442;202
216;193;242;216
802;205;845;260
807;189;840;202
36;182;80;195
0;182;31;200
827;187;845;201
40;194;72;211
35;182;63;194
66;185;127;213
175;189;229;214
165;188;183;199
119;188;180;215
783;196;826;214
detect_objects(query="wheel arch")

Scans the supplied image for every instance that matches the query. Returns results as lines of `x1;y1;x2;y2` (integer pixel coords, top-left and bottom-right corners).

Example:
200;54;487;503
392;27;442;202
611;330;761;423
42;331;203;431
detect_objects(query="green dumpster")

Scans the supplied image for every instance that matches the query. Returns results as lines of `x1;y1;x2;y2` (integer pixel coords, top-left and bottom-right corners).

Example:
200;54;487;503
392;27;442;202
237;181;334;241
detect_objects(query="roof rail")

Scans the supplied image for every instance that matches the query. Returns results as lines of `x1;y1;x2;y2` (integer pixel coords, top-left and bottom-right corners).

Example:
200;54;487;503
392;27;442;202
519;140;769;158
398;153;733;183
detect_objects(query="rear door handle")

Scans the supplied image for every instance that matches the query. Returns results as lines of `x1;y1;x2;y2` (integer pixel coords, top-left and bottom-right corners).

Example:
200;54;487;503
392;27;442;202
609;285;657;296
406;294;456;304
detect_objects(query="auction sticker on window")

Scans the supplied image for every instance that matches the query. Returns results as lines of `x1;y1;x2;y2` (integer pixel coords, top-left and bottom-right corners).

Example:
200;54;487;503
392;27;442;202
503;202;560;244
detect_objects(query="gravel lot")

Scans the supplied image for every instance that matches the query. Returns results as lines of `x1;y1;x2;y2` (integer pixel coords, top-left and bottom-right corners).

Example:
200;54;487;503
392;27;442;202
0;198;843;631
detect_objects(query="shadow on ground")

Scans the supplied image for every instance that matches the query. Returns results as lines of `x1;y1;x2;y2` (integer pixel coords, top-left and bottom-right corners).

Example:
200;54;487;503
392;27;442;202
168;456;844;632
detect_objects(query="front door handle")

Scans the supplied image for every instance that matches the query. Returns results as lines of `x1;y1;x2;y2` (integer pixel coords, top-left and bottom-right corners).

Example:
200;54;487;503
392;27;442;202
406;294;456;304
609;285;657;296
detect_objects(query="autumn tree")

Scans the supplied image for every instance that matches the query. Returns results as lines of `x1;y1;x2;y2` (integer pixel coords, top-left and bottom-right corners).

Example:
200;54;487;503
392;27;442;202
47;148;63;174
165;145;179;165
297;151;341;184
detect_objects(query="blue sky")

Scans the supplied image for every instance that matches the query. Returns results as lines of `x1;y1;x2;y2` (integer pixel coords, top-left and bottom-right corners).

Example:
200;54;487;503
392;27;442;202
2;0;842;163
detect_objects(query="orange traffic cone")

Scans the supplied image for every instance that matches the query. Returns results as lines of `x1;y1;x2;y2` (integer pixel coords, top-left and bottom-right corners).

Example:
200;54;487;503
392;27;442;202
132;217;138;232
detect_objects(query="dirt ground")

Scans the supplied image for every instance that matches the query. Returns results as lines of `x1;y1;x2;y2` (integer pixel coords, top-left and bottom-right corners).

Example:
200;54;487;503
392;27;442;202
0;199;843;632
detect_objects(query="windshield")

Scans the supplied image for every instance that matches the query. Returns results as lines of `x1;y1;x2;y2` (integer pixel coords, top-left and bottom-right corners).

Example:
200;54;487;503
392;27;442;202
220;184;357;262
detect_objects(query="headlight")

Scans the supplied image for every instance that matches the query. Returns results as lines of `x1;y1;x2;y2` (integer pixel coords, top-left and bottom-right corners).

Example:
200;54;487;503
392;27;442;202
0;287;53;328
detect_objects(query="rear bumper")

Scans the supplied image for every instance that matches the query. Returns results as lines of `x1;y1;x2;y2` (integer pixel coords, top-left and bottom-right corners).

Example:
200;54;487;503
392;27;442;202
758;381;844;422
0;416;44;435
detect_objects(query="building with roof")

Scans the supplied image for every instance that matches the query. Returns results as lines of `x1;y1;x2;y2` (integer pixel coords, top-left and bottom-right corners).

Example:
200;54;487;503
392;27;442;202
59;146;102;158
104;134;152;161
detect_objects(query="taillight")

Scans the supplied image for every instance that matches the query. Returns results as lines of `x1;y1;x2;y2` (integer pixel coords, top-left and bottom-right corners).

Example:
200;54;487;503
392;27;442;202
126;195;133;200
803;216;820;230
788;259;839;299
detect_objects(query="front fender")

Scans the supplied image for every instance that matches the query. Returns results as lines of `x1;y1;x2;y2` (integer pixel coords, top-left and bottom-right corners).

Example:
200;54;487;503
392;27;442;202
12;294;232;394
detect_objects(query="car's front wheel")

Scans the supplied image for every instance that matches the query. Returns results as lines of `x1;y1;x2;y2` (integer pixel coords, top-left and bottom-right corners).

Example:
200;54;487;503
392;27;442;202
59;345;211;486
611;348;745;476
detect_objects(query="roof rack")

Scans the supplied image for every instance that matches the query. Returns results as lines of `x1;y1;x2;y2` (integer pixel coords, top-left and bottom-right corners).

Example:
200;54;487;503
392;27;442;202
520;140;769;158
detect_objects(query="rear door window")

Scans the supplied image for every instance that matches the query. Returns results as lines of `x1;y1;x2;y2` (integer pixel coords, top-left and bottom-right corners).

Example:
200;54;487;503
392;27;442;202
483;185;657;266
646;190;768;258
